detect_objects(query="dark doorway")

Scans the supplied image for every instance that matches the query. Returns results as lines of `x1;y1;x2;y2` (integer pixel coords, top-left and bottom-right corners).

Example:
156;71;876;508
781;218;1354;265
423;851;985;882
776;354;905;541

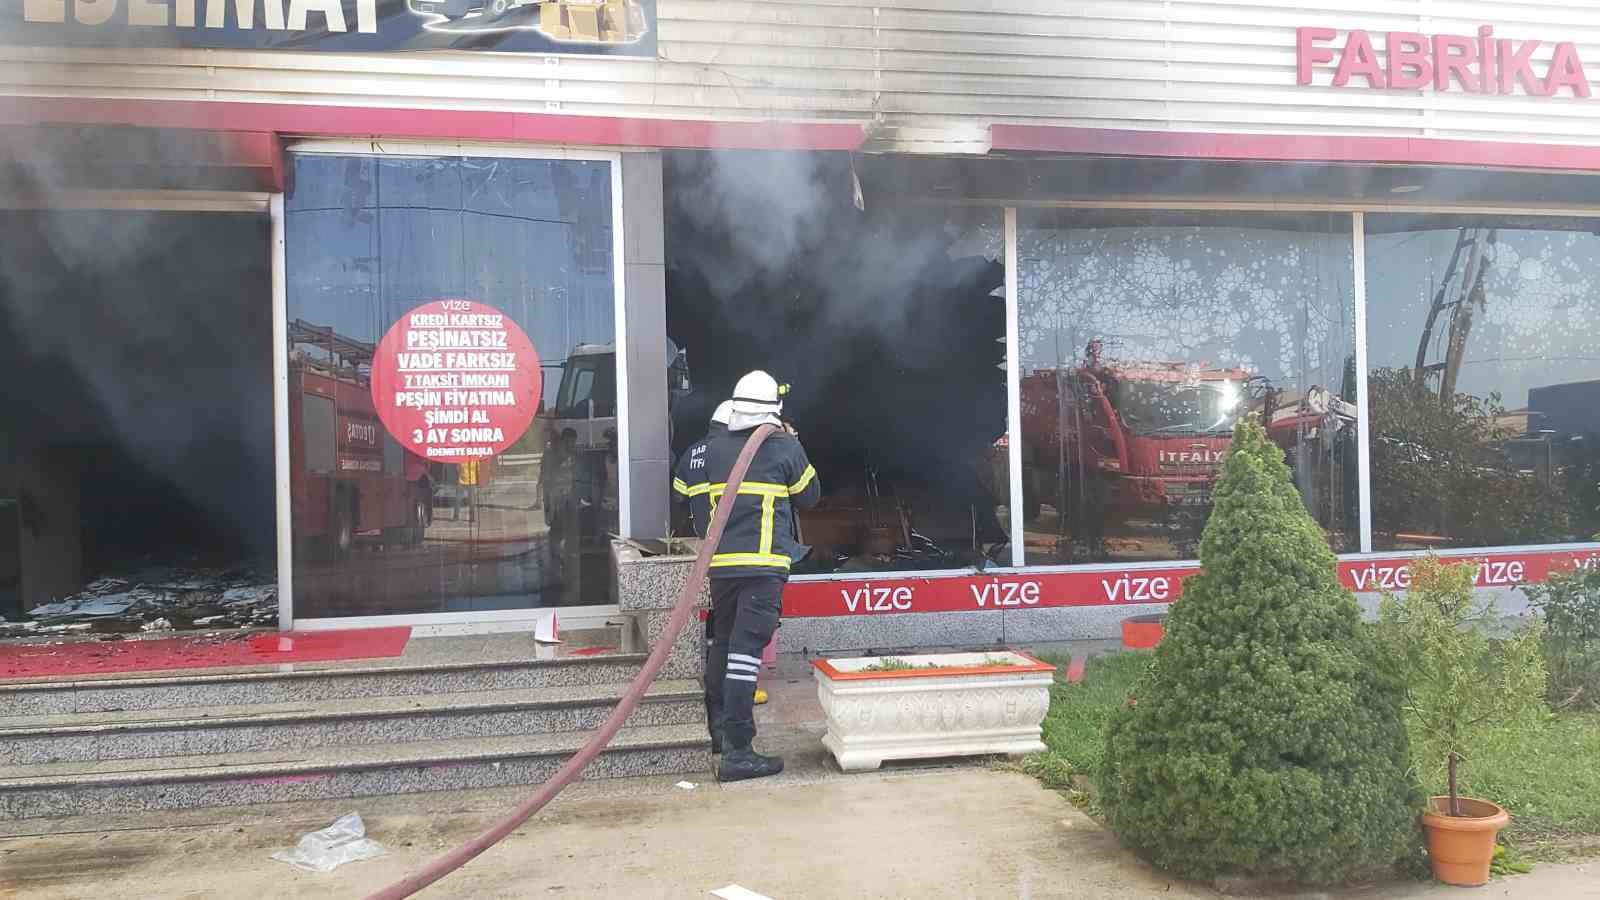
0;210;275;628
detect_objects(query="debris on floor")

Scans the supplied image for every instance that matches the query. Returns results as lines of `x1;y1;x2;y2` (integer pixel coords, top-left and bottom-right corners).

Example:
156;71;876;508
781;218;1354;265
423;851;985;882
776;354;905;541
15;565;277;638
270;813;387;873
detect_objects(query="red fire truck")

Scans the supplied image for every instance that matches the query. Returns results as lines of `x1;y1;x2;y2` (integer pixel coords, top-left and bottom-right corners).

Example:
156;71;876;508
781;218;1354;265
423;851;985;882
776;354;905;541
1020;349;1249;531
289;321;433;559
1015;340;1355;556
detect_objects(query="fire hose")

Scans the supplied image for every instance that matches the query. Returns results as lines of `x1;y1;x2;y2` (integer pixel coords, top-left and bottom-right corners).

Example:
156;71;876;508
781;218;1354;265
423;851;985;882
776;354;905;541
364;423;778;900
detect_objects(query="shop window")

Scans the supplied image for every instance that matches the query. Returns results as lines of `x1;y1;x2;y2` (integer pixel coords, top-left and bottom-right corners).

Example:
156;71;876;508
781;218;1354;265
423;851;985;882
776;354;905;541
1365;215;1600;550
663;152;1009;575
285;152;618;618
1016;210;1357;564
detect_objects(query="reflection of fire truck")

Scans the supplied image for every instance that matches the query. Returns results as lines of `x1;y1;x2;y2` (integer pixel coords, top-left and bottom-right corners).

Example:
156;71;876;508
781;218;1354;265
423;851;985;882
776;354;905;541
289;322;432;558
1016;341;1355;553
535;340;690;523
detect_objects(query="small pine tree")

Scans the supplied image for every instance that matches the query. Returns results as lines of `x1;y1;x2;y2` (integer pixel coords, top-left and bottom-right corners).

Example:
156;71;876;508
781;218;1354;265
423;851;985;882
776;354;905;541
1099;419;1418;884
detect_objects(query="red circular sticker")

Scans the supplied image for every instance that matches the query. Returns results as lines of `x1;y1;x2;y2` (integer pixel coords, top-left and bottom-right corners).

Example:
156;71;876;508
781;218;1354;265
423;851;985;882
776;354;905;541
370;299;541;464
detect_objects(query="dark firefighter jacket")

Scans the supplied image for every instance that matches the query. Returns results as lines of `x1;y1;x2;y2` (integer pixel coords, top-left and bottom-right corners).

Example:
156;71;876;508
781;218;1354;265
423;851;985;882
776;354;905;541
671;423;726;538
676;426;820;579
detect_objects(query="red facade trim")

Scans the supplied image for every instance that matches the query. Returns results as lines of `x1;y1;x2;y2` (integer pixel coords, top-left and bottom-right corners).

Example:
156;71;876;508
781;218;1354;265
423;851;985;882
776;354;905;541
990;124;1600;172
0;97;868;152
781;547;1600;618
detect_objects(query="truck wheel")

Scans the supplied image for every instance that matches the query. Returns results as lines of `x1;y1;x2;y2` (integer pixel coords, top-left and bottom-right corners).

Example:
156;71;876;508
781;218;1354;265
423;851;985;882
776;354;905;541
486;0;508;15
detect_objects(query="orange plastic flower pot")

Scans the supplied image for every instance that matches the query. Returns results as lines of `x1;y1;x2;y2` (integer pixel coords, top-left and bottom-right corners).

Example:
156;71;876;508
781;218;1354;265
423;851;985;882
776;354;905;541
1121;614;1166;650
1421;796;1510;887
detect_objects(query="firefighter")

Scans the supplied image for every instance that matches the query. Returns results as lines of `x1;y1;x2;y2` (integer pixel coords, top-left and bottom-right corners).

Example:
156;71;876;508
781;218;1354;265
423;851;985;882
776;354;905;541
672;400;731;540
700;371;820;781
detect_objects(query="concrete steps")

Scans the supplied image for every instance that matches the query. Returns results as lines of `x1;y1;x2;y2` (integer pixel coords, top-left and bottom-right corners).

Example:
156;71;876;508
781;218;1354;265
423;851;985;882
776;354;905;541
0;633;712;819
0;722;710;818
2;653;651;717
0;680;704;765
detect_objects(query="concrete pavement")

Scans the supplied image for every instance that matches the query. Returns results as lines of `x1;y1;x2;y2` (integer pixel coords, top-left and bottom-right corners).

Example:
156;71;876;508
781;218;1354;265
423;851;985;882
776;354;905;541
4;661;1596;899
4;764;1597;900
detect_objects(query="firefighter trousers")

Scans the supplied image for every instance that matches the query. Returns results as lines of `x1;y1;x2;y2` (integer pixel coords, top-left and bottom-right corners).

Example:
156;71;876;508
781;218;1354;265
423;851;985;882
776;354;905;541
704;575;784;752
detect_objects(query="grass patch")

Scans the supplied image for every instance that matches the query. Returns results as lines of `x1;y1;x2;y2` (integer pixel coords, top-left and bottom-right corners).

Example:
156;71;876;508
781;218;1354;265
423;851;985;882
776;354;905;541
1017;650;1600;862
1452;711;1600;858
1018;651;1149;798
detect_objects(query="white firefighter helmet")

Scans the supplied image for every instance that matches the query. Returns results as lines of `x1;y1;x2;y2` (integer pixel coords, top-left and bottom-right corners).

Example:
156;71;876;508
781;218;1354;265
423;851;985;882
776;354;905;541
711;400;734;425
727;370;784;431
730;371;783;415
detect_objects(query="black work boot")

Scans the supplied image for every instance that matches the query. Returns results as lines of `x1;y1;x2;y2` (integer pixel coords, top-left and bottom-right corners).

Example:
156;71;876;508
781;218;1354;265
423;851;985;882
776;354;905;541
717;748;784;782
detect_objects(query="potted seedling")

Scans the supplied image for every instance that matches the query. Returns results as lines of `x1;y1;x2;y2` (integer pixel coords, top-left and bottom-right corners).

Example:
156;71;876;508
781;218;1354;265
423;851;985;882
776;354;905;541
1377;554;1546;886
813;650;1055;772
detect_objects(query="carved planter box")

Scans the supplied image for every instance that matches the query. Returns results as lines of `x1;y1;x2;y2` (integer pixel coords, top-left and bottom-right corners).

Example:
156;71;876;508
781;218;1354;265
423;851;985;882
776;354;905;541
813;650;1056;772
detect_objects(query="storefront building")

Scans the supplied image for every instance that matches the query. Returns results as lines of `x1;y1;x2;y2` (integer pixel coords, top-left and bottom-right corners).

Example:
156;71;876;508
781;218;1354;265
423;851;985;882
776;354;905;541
2;2;1598;650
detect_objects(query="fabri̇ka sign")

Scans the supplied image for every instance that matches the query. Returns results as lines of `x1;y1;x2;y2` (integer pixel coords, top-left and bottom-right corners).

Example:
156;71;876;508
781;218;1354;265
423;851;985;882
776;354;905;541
1297;25;1591;98
5;0;655;55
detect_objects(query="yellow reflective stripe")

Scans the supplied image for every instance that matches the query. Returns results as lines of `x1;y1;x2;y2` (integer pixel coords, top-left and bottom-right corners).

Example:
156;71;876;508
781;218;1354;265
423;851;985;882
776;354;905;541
788;465;816;495
709;552;791;569
707;481;788;498
675;480;711;498
759;493;776;556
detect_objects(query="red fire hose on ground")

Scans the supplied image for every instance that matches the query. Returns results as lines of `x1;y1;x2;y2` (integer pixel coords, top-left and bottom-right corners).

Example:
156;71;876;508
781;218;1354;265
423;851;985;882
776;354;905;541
364;424;778;900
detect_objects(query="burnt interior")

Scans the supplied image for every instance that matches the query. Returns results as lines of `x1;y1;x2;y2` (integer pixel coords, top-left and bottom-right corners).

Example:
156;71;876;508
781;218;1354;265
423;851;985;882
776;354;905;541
0;211;275;624
664;151;1010;573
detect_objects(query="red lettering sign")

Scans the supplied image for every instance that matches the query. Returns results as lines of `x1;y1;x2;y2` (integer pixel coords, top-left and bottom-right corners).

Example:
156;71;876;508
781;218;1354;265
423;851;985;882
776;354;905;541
370;299;541;465
780;548;1600;618
1297;25;1590;98
1386;32;1432;90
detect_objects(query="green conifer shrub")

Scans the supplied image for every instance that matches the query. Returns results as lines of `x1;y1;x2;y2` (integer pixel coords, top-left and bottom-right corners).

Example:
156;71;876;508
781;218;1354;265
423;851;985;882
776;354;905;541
1099;419;1418;884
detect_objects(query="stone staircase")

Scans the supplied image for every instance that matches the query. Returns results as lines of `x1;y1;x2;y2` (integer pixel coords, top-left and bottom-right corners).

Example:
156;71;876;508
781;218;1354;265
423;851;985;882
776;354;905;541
0;629;711;820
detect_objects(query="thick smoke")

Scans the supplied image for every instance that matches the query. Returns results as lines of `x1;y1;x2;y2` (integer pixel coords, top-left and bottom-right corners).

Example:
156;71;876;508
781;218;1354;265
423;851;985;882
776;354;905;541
0;151;276;577
664;149;1006;504
665;149;1000;394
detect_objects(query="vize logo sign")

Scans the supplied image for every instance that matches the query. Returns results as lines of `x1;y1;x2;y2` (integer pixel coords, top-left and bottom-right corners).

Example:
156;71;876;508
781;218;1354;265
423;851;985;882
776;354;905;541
970;579;1042;607
1297;25;1591;98
1345;557;1529;592
1101;572;1174;603
841;584;914;613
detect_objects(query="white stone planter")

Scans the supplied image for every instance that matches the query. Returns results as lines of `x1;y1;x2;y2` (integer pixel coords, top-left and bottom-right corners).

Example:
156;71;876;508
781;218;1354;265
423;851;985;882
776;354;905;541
813;650;1056;772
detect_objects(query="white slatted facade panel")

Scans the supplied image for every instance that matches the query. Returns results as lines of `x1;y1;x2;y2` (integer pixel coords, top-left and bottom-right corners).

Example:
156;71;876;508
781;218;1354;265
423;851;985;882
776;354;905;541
2;0;1598;150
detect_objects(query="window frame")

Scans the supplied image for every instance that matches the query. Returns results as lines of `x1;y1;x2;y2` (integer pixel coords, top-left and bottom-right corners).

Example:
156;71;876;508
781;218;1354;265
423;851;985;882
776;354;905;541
275;140;628;632
791;199;1600;583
